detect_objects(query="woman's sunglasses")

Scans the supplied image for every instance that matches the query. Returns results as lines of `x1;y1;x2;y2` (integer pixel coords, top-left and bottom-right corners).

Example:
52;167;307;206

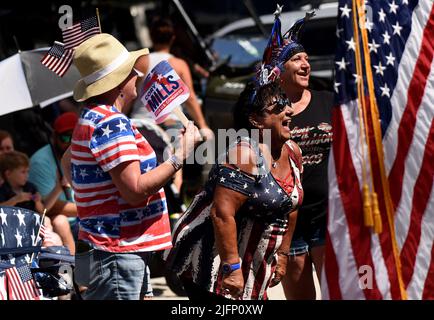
263;96;290;114
58;134;72;143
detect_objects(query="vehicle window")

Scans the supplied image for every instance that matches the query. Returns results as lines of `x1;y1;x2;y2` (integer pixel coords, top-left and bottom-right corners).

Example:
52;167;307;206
211;37;268;67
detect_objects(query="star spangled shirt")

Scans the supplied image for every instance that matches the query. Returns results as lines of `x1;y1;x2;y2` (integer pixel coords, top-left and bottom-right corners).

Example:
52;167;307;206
70;104;172;253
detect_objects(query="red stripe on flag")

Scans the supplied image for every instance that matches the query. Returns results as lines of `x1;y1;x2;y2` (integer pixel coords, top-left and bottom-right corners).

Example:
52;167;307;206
324;228;343;299
332;106;382;299
400;120;434;287
363;97;402;299
389;6;434;208
422;242;434;300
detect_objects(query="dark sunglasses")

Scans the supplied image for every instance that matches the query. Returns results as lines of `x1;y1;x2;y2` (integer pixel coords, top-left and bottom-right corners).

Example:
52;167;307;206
263;96;290;114
58;134;72;143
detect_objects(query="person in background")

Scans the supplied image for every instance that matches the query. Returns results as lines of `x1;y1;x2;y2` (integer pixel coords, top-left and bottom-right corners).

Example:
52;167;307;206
0;151;65;247
272;11;334;300
0;130;15;186
28;112;78;254
131;17;214;191
62;33;201;300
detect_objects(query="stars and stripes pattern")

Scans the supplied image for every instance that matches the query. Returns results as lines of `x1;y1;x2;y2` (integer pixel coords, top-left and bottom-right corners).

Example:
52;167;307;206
62;15;100;50
322;0;434;299
70;105;171;253
40;41;73;77
6;264;40;300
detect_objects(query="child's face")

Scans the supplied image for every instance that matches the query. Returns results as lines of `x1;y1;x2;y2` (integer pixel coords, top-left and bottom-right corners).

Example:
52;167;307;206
5;166;29;187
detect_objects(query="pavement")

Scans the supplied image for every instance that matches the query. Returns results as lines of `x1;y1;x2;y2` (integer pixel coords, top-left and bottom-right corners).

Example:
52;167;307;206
150;269;321;300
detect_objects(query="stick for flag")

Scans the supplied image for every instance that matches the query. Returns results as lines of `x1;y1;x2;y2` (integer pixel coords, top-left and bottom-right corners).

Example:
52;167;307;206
96;8;102;33
30;209;47;263
173;106;189;127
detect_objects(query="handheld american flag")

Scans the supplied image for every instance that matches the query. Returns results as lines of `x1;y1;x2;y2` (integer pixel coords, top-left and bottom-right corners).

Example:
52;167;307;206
322;0;434;300
40;41;73;77
62;15;101;50
6;264;40;300
140;61;190;125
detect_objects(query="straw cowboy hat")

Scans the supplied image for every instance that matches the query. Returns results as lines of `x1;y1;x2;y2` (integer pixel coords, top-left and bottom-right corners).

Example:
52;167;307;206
73;33;149;102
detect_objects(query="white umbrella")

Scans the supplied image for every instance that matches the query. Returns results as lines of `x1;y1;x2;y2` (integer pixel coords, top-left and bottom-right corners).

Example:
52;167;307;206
0;48;80;117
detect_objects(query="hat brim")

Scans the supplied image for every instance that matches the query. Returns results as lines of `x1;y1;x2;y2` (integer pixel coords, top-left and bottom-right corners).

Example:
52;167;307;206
73;48;149;102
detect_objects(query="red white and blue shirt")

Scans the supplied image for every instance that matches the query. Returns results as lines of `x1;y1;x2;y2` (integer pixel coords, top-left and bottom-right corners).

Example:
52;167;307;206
70;104;171;253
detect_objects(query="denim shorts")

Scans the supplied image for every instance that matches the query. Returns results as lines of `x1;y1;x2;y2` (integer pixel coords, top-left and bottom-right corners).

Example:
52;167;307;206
74;247;152;300
289;212;327;256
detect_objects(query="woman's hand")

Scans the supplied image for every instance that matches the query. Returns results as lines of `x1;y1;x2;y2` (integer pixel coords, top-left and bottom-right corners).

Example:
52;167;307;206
222;268;244;299
175;121;202;161
269;252;289;288
12;192;32;204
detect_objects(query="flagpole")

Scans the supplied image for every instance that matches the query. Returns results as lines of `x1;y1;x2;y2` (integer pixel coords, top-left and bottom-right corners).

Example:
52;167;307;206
351;0;374;228
96;8;102;32
355;0;407;300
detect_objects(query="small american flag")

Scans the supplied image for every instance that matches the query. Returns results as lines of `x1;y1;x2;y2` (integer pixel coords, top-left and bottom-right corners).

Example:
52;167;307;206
62;15;100;50
40;41;73;77
6;264;40;300
39;224;46;239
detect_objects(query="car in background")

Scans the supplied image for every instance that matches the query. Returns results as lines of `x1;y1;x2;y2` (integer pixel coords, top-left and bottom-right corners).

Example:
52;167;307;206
203;2;338;133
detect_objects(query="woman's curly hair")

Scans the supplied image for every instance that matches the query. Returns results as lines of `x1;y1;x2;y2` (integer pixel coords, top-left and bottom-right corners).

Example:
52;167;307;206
233;81;283;130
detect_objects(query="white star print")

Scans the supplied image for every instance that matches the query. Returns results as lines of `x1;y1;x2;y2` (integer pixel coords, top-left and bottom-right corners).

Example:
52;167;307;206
229;172;236;178
378;8;386;22
340;4;351;18
383;31;391;45
346;37;356;51
269;181;275;186
336;27;344;38
253;193;258;198
16;210;26;226
373;62;386;76
380;83;391;97
402;0;408;5
31;229;36;245
368;39;380;53
389;0;399;14
79;168;89;179
15;229;23;247
334;81;341;93
157;74;163;81
385;52;396;66
96;221;104;232
335;57;349;71
0;208;7;225
144;164;153;173
277;189;283;194
220;177;226;183
116;120;127;132
392;21;402;36
94;168;104;178
265;188;270;194
243;183;248;189
353;73;362;84
272;199;276;203
274;4;283;16
101;124;113;138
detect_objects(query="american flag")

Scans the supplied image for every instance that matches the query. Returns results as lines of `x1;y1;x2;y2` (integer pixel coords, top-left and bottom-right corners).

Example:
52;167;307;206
40;41;73;77
62;15;100;50
322;0;434;300
6;264;40;300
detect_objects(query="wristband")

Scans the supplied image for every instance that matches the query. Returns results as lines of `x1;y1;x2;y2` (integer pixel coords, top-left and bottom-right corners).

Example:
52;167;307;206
168;154;183;171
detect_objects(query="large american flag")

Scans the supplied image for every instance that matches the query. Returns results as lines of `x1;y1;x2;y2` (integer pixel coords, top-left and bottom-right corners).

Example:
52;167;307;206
322;0;434;300
40;41;73;77
62;15;100;50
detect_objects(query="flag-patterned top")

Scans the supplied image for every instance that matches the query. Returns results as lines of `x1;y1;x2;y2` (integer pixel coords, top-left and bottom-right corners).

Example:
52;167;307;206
70;104;171;253
324;0;434;300
166;137;303;300
62;16;100;50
